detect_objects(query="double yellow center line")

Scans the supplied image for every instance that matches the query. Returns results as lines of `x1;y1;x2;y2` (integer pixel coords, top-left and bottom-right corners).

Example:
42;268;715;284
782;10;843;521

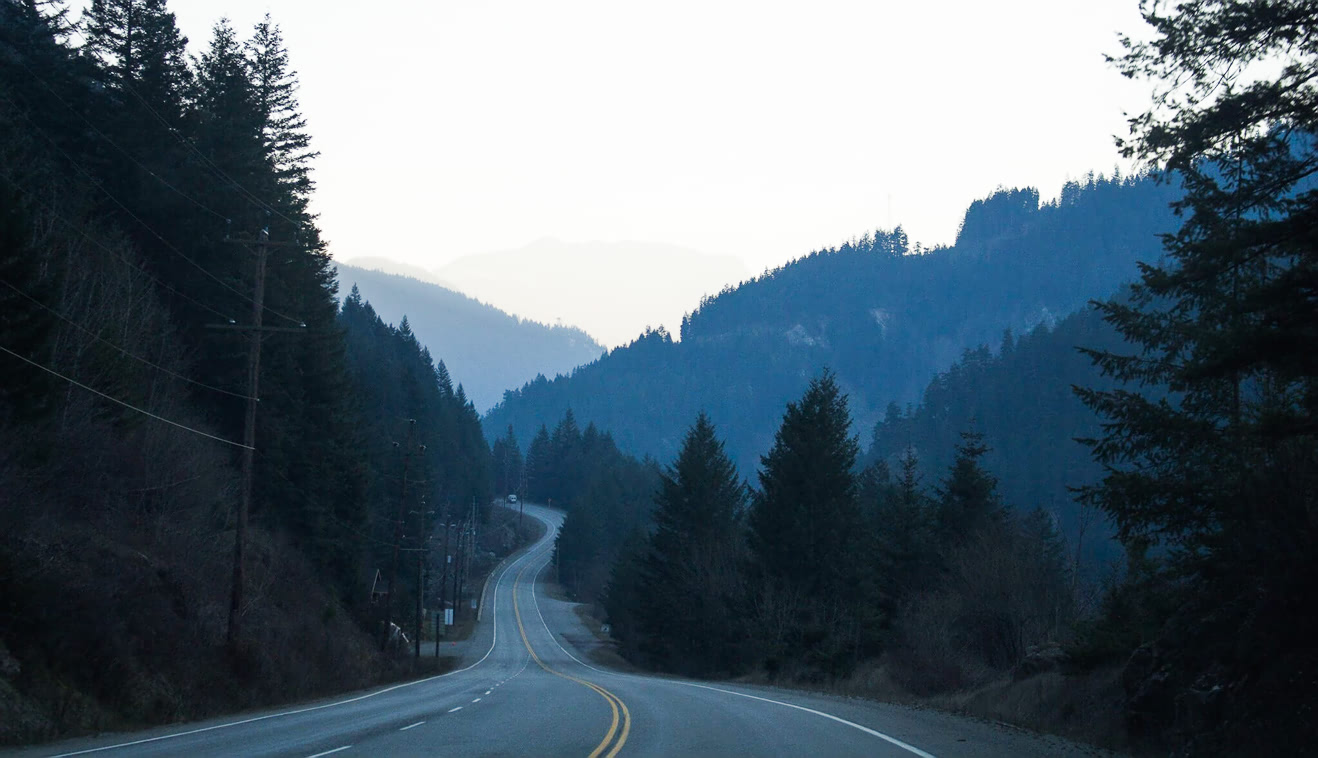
512;559;631;758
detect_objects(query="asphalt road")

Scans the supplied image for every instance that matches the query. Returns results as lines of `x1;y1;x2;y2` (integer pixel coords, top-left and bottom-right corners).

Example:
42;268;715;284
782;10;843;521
11;505;1115;758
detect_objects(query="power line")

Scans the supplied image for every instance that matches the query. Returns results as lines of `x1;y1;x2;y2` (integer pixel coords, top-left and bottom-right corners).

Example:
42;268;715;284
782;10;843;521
58;21;301;231
124;83;304;232
0;169;237;323
0;278;256;401
0;343;253;449
4;101;306;326
10;54;231;223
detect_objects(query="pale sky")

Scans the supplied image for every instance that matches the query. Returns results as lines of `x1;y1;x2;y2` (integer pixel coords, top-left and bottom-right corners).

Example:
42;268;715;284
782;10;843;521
100;0;1150;332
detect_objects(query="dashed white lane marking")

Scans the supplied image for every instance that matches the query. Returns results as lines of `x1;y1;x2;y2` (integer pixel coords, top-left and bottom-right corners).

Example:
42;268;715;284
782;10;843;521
400;721;425;731
448;707;463;713
472;698;482;703
306;746;352;758
45;536;549;758
485;690;492;695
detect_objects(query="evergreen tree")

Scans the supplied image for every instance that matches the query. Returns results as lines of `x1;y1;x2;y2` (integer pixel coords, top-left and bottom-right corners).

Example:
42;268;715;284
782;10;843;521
245;15;315;201
635;413;747;675
749;371;863;601
934;429;1004;546
80;0;192;119
525;424;552;502
491;424;523;497
865;447;935;612
1076;2;1318;750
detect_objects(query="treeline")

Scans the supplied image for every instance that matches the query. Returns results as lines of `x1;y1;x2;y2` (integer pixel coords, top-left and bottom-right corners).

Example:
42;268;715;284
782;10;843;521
487;411;660;603
335;262;604;413
0;1;489;741
867;307;1130;570
484;173;1181;491
603;376;1071;687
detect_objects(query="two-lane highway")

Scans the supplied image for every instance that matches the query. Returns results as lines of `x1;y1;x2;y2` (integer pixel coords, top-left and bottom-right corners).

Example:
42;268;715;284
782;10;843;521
10;505;1115;757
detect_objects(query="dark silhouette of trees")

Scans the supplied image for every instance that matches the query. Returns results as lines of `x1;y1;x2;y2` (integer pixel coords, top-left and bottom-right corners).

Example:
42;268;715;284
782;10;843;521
632;414;747;676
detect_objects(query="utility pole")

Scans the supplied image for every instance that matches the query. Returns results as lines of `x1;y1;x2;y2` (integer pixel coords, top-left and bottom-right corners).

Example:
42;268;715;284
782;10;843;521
414;491;428;663
213;225;304;649
454;521;466;623
383;419;416;651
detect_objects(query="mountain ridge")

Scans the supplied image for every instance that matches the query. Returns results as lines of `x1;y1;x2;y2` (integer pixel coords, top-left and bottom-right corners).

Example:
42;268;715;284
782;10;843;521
333;262;603;412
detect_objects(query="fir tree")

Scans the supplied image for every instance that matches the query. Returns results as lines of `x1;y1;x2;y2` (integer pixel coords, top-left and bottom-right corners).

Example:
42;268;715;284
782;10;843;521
749;371;863;600
636;413;747;675
1077;2;1318;750
934;429;1004;546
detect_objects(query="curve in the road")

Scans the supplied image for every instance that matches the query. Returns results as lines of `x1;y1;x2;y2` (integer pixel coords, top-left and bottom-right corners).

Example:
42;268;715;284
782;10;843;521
520;505;936;758
512;557;631;757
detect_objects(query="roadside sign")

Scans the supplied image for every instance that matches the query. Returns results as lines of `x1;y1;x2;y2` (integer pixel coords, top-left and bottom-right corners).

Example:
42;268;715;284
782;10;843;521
444;608;454;626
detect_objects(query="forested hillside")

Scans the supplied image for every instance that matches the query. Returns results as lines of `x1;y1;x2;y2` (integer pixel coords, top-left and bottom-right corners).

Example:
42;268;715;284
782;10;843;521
0;3;490;742
867;307;1132;569
334;262;603;412
484;175;1182;476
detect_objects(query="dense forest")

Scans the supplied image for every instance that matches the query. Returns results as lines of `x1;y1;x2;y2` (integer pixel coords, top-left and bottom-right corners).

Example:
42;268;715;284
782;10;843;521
505;3;1318;755
0;0;491;742
866;307;1132;570
335;262;603;412
483;173;1183;482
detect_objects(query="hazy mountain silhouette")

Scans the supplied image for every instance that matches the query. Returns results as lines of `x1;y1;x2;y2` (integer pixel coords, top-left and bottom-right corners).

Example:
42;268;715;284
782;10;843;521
484;174;1182;477
334;262;603;412
433;239;751;348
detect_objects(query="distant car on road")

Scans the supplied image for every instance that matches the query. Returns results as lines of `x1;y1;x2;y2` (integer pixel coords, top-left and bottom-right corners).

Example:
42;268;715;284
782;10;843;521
507;494;518;504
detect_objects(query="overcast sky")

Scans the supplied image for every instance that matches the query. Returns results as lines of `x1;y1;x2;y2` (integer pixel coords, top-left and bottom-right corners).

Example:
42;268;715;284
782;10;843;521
125;0;1149;324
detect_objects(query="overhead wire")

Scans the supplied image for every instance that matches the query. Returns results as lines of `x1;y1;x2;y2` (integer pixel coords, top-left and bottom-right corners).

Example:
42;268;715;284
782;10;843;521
10;54;231;224
4;99;306;326
0;277;256;401
0;343;253;449
0;169;237;323
58;23;301;231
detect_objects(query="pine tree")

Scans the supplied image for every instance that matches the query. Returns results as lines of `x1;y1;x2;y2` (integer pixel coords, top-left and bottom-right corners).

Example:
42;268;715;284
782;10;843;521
245;15;316;203
525;424;552;502
491;424;523;497
868;447;935;609
749;371;863;600
934;429;1004;546
1076;3;1318;750
1080;0;1318;590
81;0;192;120
636;413;747;675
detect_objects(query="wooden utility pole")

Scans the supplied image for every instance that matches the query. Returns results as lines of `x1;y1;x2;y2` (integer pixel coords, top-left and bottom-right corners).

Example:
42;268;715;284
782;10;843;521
414;492;427;662
438;515;451;639
228;227;266;649
383;419;416;651
212;227;305;649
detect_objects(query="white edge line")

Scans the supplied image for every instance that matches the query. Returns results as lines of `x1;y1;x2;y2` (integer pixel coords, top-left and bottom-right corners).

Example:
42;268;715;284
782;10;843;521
522;506;937;758
677;682;937;758
306;746;352;758
47;531;552;758
399;721;424;731
447;707;463;713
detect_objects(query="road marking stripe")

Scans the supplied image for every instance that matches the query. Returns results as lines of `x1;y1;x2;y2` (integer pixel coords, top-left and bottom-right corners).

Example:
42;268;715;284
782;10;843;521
399;721;424;731
512;558;629;758
472;698;482;703
45;536;551;758
521;505;931;758
448;707;463;713
306;746;352;758
678;682;936;758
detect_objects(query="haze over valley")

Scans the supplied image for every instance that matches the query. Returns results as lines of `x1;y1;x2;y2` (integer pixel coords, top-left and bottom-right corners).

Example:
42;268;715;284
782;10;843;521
2;2;1315;757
